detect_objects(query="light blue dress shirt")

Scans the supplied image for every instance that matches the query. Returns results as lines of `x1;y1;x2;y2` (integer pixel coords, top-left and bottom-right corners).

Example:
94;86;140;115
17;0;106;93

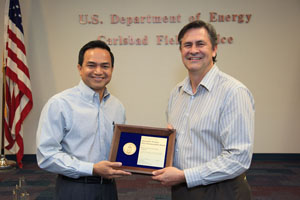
36;81;125;178
167;65;255;188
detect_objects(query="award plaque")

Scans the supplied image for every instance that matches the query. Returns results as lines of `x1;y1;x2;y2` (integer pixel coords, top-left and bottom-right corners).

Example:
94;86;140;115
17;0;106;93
109;124;176;174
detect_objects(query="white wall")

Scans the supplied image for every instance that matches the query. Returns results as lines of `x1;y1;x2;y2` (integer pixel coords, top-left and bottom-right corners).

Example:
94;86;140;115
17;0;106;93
0;0;300;154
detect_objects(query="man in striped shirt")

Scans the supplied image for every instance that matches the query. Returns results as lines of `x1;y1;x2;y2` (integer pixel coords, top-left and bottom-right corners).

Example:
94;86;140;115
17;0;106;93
152;20;254;200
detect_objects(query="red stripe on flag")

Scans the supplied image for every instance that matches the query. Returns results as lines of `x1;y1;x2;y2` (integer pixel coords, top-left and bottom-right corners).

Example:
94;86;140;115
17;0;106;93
4;122;14;149
6;67;32;99
7;28;26;55
15;132;24;168
6;46;30;78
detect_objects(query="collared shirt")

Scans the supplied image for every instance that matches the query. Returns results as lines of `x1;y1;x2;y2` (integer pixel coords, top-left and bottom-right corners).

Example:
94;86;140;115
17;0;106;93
167;65;255;188
36;80;125;178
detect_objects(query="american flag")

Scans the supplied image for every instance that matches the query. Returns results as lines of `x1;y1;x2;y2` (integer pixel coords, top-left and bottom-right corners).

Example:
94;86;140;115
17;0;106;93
3;0;33;168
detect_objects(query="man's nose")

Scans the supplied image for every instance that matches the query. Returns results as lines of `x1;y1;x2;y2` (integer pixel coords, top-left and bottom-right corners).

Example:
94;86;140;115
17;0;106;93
94;66;103;74
190;44;198;54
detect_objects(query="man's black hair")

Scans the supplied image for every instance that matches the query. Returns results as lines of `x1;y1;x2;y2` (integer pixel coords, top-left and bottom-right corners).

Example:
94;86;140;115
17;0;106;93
78;40;114;67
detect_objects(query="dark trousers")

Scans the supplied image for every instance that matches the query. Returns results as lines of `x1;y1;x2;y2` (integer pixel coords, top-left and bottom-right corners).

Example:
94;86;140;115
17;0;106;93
172;173;252;200
55;175;118;200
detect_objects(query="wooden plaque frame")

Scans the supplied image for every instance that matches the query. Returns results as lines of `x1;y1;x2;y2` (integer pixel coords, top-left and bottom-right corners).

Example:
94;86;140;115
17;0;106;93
109;124;176;174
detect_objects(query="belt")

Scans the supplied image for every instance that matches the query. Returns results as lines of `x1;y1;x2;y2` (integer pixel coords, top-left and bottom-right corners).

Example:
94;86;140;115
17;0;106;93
59;175;114;184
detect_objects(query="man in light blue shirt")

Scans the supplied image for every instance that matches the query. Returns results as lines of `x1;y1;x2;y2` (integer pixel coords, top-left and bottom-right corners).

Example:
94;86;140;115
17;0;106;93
36;40;131;200
152;20;254;200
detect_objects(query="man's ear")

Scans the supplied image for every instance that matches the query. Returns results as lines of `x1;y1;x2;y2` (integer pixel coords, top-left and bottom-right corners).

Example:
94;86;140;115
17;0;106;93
77;64;82;71
213;45;218;57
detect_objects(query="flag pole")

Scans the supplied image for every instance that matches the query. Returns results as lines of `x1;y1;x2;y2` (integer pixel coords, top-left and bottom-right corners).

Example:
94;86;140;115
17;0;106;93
0;62;16;170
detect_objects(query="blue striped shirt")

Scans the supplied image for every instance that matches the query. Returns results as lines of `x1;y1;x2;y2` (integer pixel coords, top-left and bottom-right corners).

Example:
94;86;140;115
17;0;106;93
36;80;126;178
167;65;255;188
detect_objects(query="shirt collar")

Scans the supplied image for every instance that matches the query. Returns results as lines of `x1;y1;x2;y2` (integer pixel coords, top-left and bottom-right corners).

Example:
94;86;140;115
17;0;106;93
200;64;219;92
179;64;219;95
78;80;110;103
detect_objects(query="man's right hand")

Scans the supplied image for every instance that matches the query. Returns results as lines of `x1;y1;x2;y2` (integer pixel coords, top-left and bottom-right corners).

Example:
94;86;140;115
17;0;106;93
93;161;131;179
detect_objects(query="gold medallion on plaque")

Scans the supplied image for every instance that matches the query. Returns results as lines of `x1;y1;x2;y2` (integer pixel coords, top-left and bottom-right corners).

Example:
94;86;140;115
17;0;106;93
123;142;136;155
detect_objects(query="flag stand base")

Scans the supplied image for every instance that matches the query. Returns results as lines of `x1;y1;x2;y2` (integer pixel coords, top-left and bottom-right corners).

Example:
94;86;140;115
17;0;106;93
0;154;16;170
